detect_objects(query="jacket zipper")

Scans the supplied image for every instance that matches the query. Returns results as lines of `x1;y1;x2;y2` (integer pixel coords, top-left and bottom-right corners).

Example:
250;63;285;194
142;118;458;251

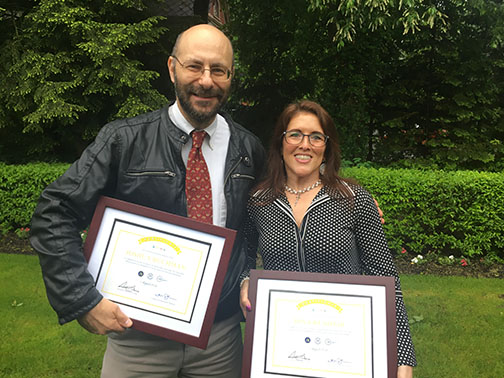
224;156;243;186
126;170;176;177
230;173;255;180
297;213;309;272
280;194;330;272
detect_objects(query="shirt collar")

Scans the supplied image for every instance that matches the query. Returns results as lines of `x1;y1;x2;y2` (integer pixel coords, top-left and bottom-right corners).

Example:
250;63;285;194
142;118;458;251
169;102;218;149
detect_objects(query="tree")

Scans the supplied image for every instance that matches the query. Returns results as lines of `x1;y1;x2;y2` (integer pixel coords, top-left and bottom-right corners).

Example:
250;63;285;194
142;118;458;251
226;0;325;147
374;0;504;170
225;0;447;160
0;0;173;162
227;0;504;170
308;0;446;47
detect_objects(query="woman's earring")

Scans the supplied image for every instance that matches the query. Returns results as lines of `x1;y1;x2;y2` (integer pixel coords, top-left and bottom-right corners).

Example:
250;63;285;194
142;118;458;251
319;161;326;175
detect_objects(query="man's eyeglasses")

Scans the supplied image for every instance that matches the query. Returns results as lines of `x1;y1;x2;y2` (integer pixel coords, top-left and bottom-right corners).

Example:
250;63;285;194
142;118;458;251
283;130;329;147
171;55;232;82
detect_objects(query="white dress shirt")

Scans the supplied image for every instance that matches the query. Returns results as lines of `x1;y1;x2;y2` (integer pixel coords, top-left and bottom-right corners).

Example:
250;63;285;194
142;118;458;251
169;103;230;227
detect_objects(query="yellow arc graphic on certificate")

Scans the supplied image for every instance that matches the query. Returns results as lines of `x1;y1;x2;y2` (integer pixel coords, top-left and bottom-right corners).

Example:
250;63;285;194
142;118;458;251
138;236;182;254
296;299;343;312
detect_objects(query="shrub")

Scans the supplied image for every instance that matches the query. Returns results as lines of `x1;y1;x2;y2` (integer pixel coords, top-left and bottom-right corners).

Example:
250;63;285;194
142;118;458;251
2;163;504;261
0;162;69;233
344;167;504;259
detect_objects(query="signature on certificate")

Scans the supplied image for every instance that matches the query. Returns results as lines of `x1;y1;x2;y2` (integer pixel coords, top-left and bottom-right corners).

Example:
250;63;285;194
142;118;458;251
288;351;310;361
154;293;172;301
118;281;139;293
328;358;344;365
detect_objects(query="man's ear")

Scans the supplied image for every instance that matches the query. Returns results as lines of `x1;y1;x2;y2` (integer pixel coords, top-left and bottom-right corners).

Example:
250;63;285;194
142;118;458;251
167;57;176;83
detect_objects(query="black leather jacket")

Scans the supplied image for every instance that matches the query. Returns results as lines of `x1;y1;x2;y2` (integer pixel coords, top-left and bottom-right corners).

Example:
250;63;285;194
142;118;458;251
30;104;266;325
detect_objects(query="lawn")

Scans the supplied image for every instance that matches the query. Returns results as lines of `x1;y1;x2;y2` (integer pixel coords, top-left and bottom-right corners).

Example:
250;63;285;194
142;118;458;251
1;254;106;377
401;274;504;377
1;254;503;377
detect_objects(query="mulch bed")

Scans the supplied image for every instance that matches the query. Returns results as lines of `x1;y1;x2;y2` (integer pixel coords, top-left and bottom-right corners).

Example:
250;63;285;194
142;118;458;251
2;232;503;279
1;232;35;255
395;256;504;279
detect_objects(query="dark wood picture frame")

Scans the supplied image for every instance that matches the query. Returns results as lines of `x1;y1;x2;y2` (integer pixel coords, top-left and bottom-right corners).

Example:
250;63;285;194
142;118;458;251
83;196;236;349
242;269;398;378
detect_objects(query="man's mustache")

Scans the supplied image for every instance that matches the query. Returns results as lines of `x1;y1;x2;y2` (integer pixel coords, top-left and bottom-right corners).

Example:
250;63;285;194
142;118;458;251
190;85;224;99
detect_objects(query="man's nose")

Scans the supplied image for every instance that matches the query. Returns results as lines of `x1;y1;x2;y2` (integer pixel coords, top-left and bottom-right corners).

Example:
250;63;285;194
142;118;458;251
198;69;214;88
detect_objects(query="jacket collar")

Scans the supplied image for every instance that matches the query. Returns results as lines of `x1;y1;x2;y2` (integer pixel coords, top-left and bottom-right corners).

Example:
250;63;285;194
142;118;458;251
162;101;240;144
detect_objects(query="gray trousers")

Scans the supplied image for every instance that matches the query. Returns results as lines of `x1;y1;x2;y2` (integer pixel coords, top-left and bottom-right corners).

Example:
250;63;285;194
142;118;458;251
101;313;243;378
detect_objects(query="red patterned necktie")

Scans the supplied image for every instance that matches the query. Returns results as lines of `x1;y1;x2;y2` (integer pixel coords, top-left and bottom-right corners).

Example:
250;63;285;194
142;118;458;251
186;130;213;224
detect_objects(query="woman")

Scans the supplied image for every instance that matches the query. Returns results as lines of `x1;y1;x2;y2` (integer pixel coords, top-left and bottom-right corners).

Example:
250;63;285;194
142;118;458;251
239;100;416;377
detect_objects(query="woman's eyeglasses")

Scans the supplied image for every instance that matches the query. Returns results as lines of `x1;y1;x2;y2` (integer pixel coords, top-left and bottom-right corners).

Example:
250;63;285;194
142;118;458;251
283;130;329;147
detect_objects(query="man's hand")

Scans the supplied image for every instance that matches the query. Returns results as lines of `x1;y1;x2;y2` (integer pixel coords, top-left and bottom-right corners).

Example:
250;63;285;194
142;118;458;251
240;279;252;319
373;198;385;224
397;365;413;378
77;298;132;335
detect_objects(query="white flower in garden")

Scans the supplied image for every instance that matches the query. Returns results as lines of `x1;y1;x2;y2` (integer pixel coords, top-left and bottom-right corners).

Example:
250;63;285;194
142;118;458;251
411;257;419;264
449;255;454;260
417;255;423;260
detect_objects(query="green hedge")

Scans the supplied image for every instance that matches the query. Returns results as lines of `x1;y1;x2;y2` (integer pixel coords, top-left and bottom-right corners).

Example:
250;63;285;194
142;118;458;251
2;163;503;260
344;167;504;260
0;162;70;233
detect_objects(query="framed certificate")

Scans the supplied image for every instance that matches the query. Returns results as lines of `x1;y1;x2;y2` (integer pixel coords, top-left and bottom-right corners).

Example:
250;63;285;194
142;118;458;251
83;196;236;349
242;270;397;378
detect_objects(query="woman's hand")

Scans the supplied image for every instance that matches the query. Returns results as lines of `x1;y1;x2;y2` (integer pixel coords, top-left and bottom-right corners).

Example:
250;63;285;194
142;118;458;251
397;365;413;378
373;198;385;224
240;279;252;318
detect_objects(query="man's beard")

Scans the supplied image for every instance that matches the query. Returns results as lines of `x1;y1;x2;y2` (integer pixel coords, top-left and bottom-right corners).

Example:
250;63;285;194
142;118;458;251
174;74;229;126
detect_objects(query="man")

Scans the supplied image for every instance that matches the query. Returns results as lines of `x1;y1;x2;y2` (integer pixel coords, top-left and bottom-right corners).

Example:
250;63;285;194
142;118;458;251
30;24;266;377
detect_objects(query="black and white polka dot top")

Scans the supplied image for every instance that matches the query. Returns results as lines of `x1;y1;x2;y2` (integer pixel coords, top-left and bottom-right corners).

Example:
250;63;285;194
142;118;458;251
243;183;417;367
